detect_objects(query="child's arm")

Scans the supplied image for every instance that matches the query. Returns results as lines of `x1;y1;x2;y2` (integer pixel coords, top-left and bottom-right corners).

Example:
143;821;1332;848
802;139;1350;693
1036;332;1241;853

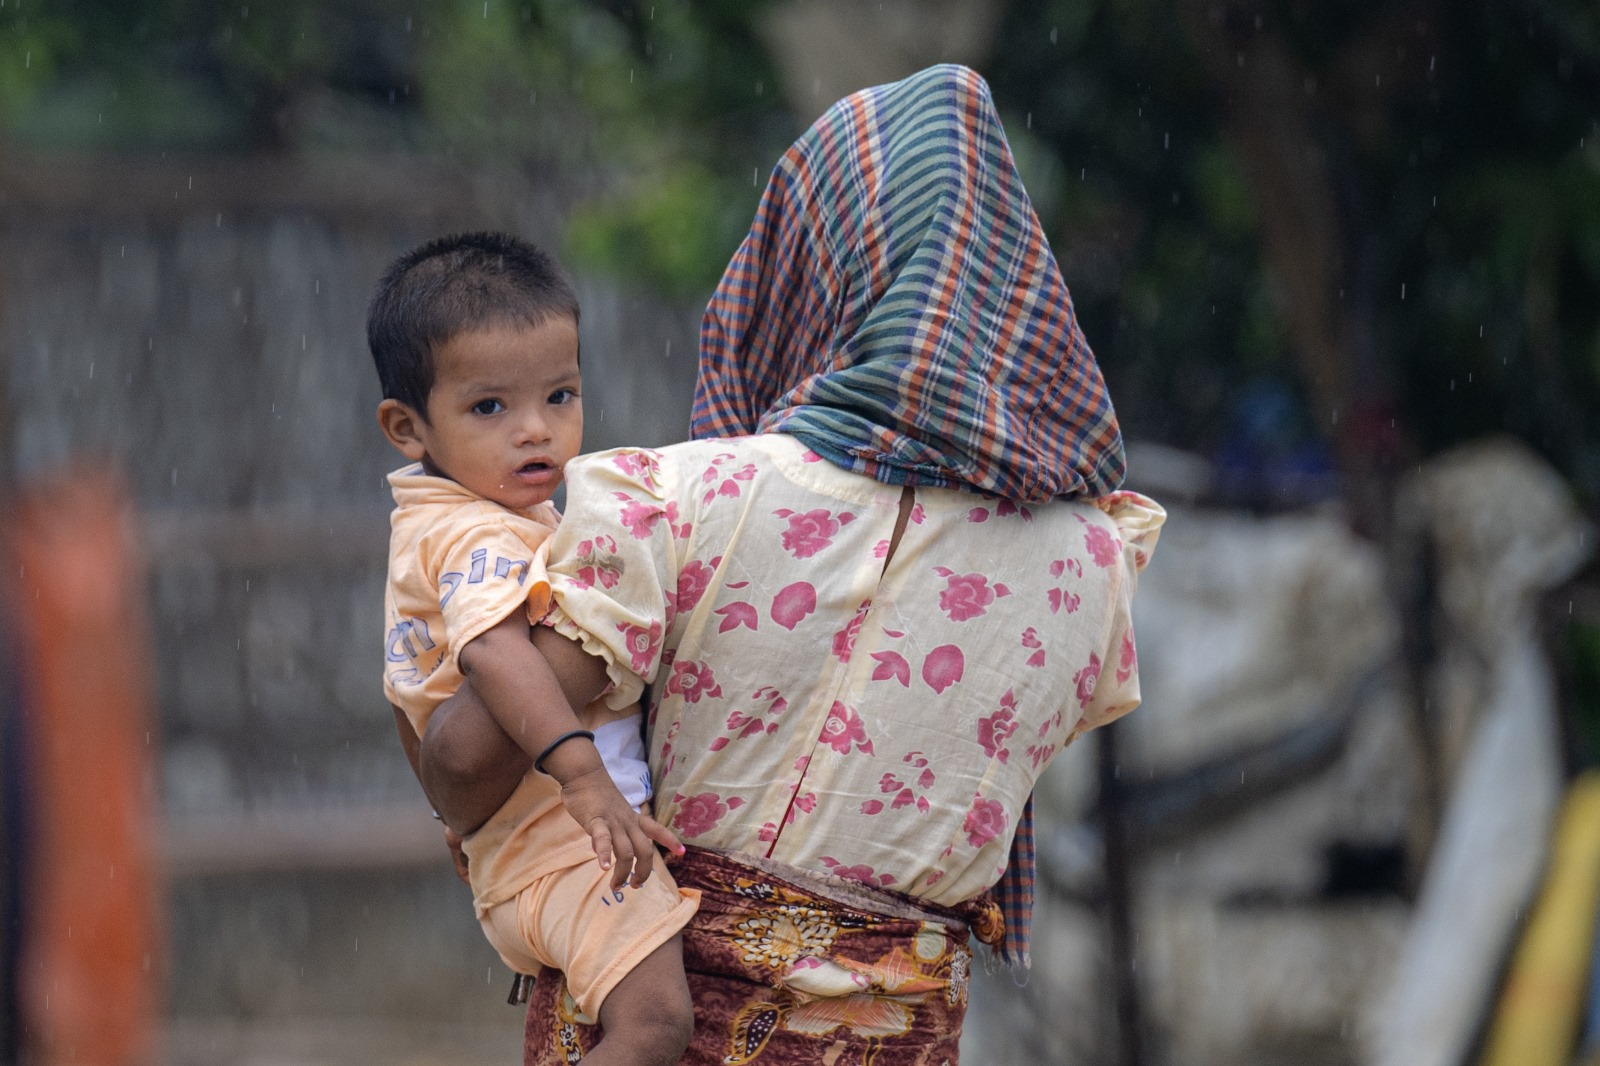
457;611;681;890
419;626;609;835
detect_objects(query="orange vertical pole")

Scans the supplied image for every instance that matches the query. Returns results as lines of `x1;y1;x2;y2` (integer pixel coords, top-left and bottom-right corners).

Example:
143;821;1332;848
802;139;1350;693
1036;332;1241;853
13;470;161;1066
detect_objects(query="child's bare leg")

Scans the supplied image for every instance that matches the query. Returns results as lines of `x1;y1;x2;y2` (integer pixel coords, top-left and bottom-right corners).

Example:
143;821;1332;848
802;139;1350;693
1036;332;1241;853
583;935;693;1066
421;684;530;834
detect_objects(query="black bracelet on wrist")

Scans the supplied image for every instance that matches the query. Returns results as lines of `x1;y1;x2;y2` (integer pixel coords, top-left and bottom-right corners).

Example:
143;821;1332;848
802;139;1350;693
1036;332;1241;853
533;729;596;775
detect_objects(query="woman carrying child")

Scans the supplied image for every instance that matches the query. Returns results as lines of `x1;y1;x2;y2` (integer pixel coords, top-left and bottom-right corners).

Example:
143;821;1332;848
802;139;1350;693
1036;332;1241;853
428;64;1165;1064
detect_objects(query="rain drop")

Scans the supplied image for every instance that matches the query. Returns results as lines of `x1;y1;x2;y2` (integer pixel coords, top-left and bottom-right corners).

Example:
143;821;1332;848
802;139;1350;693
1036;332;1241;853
1026;112;1032;129
1050;26;1057;45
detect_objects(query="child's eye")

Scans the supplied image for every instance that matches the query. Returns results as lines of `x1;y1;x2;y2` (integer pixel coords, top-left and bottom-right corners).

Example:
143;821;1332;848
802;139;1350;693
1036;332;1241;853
470;399;505;416
549;388;578;405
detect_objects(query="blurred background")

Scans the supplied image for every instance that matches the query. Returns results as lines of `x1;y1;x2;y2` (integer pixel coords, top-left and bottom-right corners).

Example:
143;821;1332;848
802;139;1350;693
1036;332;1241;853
2;1;1599;1064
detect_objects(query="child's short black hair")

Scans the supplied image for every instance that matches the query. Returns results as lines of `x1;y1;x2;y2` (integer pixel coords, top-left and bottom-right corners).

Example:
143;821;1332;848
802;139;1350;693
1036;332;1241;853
367;231;580;416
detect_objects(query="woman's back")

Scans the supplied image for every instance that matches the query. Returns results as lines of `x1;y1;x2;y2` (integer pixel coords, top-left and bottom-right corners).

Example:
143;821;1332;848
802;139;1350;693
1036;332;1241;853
544;432;1162;905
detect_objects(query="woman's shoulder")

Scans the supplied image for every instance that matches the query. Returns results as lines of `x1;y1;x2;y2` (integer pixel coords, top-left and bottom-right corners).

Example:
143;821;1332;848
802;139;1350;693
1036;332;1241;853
569;434;877;500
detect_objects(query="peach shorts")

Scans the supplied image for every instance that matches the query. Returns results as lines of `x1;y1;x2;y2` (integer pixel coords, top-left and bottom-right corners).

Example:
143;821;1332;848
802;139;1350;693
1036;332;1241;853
481;848;700;1020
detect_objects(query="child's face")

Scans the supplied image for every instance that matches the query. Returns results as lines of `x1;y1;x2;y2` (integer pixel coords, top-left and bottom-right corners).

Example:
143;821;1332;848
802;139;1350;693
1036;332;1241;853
381;317;583;511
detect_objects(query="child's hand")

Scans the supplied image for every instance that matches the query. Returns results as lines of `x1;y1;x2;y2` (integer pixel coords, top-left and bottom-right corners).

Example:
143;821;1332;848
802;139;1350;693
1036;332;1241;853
442;825;471;886
560;767;686;891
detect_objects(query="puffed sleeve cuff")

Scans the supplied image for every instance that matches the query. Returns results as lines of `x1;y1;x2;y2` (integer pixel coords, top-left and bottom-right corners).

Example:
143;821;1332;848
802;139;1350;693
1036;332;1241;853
537;447;680;712
1097;490;1166;574
541;599;645;710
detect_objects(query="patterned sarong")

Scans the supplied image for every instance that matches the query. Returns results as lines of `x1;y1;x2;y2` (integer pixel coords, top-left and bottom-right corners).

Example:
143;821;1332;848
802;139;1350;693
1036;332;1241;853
523;848;993;1065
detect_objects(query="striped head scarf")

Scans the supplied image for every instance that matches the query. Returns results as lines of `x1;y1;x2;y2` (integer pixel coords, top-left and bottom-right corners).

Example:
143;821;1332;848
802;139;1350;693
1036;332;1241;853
692;63;1124;501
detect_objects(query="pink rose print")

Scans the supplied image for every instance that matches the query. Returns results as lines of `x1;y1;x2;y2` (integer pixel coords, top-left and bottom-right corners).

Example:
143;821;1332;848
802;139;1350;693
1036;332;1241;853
575;534;619;557
878;752;936;813
936;570;1007;621
1084;523;1121;569
921;644;965;694
1117;629;1137;684
1049;558;1083;579
671;557;719;616
1026;742;1054;770
613;492;666;539
658;720;681;779
1074;652;1102;708
616;619;662;674
664;500;691;541
714;601;758;633
1048;588;1081;615
672;791;744;838
666;658;724;703
860;800;885;815
774;508;854;559
964;795;1008;848
967;507;990;523
708;709;771;751
800;449;823;463
831;601;871;663
611;449;662;490
1021;627;1046;668
707;689;788;751
699;456;757;505
870;651;910;687
770;581;817;630
995;499;1034;521
819;857;896;888
909;503;926;524
576;563;621;590
978;692;1020;763
819;701;874;755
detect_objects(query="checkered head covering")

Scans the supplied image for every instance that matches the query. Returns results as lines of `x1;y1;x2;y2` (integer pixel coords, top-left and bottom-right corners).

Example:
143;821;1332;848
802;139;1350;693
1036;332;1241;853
692;63;1124;501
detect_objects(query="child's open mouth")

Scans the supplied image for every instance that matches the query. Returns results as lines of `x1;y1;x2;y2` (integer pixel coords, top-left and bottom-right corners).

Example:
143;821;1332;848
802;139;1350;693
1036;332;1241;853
513;459;559;486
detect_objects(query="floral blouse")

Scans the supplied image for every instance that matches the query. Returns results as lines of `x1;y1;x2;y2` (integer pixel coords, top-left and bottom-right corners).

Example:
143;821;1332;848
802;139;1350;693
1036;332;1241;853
542;433;1164;907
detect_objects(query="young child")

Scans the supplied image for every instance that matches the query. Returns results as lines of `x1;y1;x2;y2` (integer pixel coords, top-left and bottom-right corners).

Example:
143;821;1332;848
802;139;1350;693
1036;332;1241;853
369;231;698;1065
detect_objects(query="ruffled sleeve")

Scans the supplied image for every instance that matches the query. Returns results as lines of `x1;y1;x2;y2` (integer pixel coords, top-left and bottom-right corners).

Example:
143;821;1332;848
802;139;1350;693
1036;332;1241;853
1071;491;1166;737
540;448;682;710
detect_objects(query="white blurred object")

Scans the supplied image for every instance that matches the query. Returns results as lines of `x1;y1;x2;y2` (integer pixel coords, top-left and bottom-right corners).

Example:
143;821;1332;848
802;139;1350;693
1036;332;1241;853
1363;437;1594;1066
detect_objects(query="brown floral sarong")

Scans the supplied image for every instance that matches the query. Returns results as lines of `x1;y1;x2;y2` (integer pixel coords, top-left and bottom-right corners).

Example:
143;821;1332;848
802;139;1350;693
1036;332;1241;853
523;847;991;1065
